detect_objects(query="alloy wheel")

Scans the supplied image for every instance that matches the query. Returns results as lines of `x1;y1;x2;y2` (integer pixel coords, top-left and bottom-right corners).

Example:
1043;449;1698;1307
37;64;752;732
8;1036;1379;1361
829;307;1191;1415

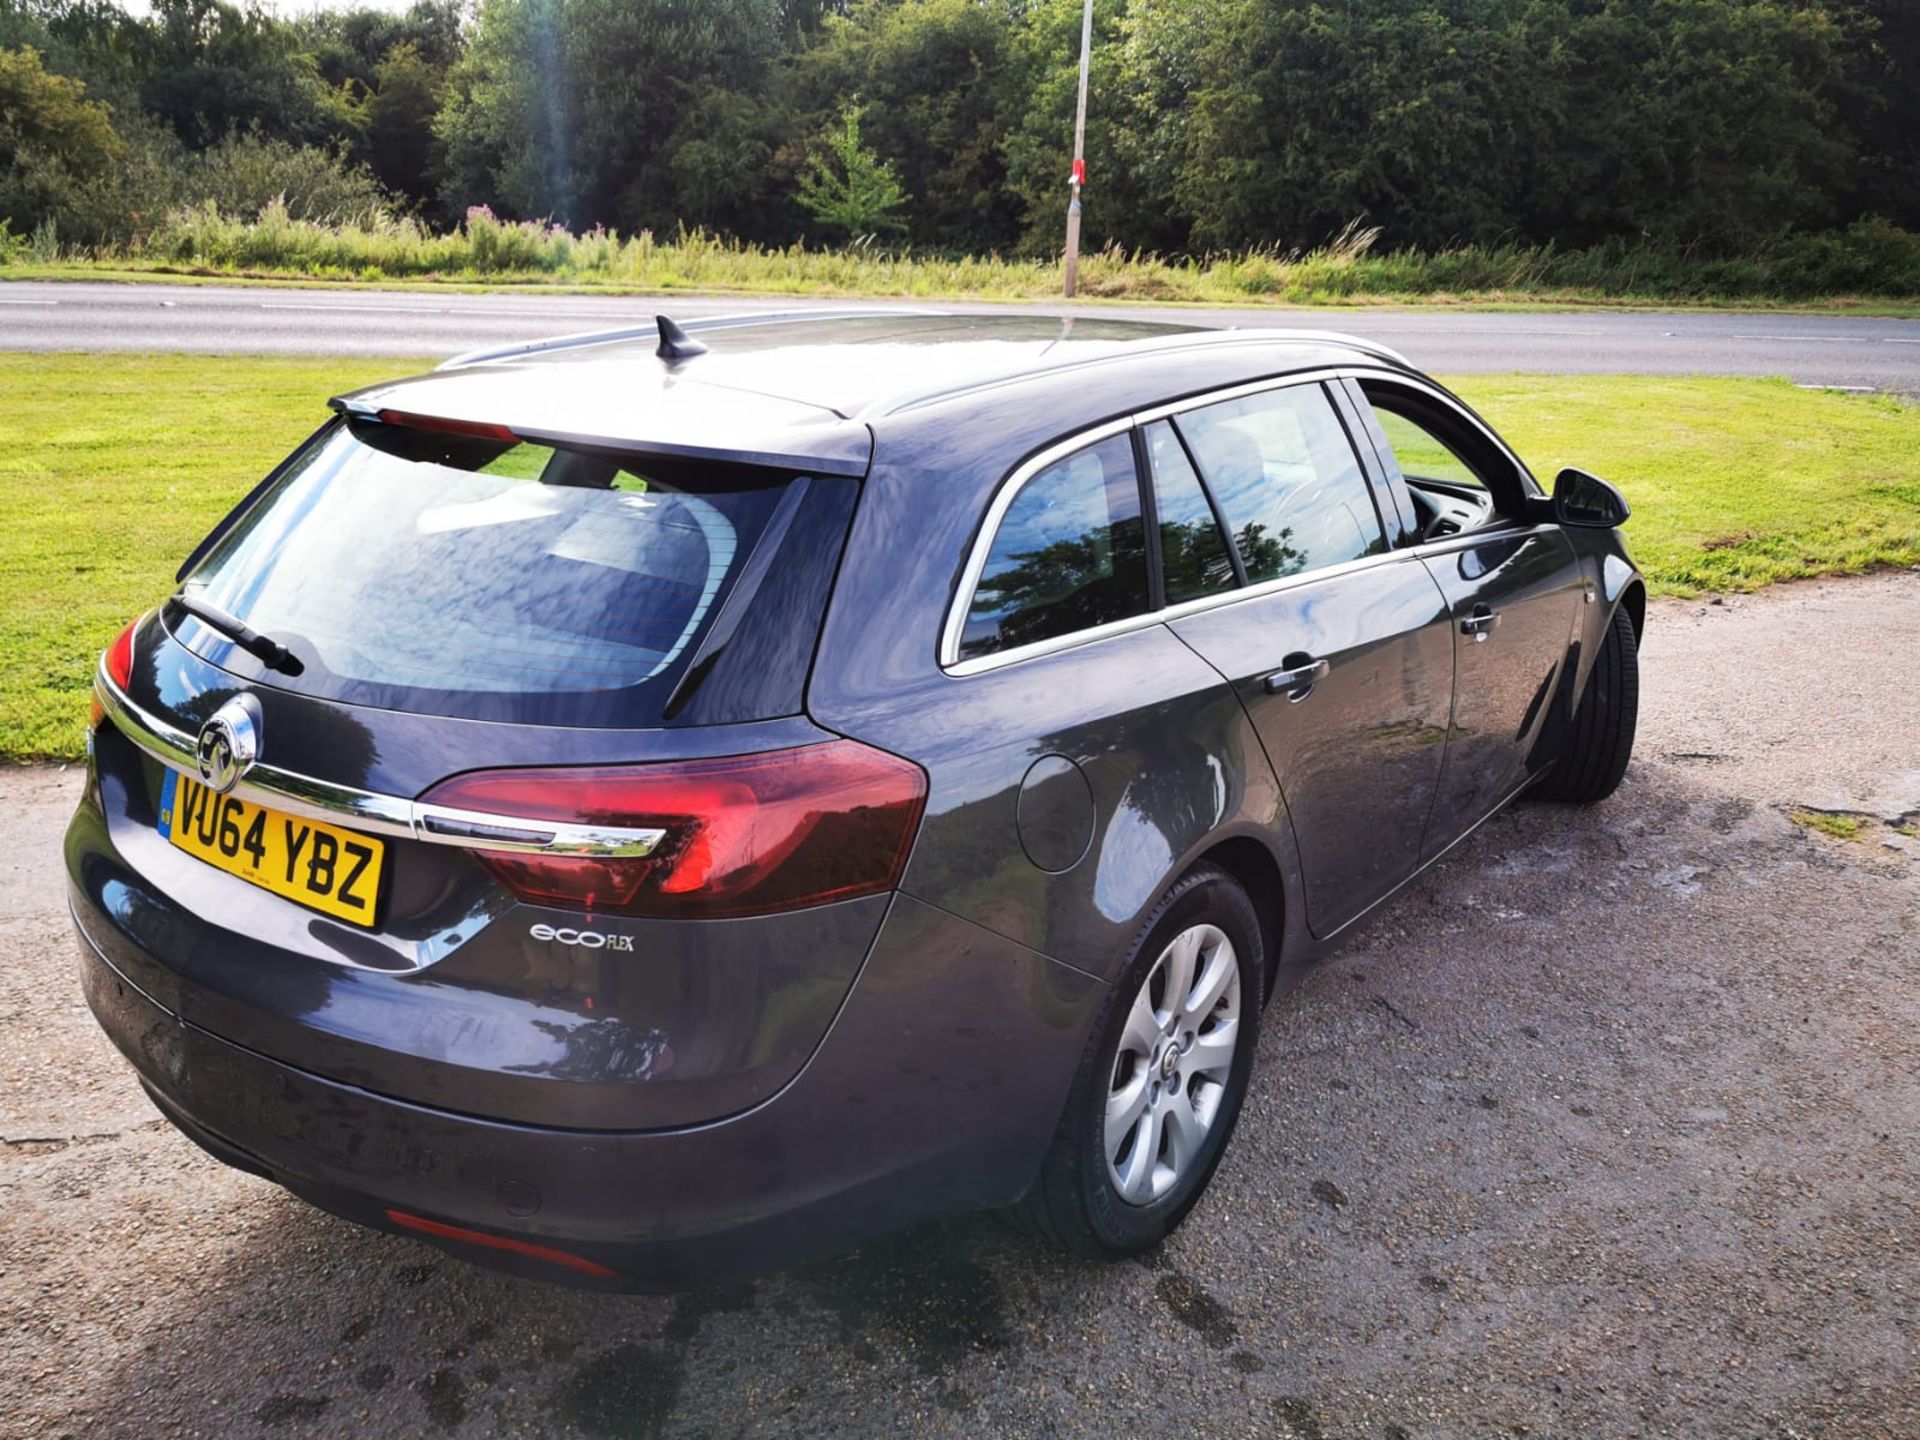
1104;922;1242;1204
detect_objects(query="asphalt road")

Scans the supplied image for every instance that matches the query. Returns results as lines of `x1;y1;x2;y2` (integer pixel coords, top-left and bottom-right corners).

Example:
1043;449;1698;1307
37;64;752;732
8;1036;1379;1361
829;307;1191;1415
4;280;1920;391
5;572;1918;1440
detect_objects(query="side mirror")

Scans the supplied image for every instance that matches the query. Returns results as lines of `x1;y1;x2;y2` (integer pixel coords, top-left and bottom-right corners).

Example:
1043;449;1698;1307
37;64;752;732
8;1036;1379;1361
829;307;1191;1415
1552;467;1630;528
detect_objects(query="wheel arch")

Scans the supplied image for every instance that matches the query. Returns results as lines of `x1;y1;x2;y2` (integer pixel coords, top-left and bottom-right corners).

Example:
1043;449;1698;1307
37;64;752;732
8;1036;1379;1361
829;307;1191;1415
1619;579;1646;642
1189;835;1286;1003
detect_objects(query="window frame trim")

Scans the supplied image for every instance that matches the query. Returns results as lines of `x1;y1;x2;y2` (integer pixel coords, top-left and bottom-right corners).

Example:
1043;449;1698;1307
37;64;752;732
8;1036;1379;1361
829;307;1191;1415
1349;373;1544;525
1130;423;1169;614
1332;377;1421;547
939;366;1537;677
1142;415;1248;595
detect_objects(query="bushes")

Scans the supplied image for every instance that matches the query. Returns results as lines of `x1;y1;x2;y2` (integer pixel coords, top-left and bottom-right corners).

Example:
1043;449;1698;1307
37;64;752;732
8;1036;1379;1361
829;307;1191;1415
0;47;395;253
180;135;393;224
1768;219;1920;297
0;45;121;241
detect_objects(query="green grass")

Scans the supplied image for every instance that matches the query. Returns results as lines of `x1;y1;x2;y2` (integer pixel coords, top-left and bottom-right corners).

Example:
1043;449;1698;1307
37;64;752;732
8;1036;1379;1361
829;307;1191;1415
0;353;427;761
1452;375;1920;595
2;356;1916;761
1792;810;1865;841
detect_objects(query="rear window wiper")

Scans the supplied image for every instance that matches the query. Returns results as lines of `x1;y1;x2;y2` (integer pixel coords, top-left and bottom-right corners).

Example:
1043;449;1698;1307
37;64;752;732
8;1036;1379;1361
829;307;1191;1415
174;593;305;677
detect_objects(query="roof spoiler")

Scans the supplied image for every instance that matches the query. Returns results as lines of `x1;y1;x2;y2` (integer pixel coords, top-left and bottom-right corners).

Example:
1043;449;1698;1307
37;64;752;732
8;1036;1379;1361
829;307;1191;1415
326;396;872;478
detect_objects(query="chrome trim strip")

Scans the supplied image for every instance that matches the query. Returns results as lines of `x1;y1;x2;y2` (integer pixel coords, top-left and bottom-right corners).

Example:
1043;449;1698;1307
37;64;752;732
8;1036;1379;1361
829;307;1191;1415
869;331;1415;419
938;366;1543;678
1136;365;1536;491
1126;365;1349;426
96;675;666;859
944;545;1435;678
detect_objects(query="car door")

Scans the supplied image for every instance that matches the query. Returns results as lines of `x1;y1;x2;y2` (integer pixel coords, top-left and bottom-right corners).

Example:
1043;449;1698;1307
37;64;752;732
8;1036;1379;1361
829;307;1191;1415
1157;382;1455;941
1345;378;1585;858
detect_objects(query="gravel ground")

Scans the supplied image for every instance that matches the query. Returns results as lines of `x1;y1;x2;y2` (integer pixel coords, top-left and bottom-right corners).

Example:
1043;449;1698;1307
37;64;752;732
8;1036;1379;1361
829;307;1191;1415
3;573;1917;1440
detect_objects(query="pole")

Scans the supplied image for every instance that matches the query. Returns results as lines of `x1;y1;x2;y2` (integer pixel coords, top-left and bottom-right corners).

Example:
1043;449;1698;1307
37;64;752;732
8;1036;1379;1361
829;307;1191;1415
1063;0;1094;298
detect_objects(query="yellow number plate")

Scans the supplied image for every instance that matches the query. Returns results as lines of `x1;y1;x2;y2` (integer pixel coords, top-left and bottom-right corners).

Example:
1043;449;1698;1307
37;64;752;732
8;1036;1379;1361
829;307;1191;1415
159;769;385;928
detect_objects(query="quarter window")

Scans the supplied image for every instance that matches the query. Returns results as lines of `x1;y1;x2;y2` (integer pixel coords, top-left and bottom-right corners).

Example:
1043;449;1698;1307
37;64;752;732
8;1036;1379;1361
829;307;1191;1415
1175;385;1385;583
1144;421;1237;604
959;434;1149;659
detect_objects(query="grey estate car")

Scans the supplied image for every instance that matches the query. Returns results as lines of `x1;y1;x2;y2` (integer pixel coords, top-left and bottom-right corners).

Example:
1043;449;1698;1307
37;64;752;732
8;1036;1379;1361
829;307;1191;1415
68;313;1642;1289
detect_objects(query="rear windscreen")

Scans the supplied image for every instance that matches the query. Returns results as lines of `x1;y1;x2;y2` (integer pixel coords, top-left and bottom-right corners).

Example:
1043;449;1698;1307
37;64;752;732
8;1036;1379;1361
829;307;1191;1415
174;417;847;727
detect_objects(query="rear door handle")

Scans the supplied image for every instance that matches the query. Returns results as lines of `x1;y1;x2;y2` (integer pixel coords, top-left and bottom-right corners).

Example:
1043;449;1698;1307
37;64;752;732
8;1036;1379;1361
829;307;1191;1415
1262;657;1330;699
1460;606;1500;641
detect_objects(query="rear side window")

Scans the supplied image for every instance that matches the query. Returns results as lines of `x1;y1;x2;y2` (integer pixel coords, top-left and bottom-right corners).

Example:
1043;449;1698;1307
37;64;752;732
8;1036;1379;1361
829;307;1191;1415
959;434;1148;660
1176;385;1385;582
177;418;849;727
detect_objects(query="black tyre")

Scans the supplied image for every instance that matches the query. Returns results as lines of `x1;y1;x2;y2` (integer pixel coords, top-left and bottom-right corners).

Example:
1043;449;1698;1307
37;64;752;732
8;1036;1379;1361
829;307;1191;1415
1012;863;1263;1258
1535;602;1639;803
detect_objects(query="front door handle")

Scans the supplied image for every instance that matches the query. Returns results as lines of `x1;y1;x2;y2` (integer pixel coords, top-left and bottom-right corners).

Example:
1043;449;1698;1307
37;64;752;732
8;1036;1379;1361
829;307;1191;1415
1460;606;1500;642
1262;656;1330;700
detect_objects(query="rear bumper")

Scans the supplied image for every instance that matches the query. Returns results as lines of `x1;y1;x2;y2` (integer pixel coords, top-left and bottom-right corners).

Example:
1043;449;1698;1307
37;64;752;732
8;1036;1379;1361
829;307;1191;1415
71;887;1103;1291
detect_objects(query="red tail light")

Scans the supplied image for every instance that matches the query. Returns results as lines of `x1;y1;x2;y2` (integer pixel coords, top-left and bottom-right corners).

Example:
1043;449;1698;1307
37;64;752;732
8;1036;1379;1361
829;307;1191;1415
104;615;138;692
375;408;519;443
420;741;928;919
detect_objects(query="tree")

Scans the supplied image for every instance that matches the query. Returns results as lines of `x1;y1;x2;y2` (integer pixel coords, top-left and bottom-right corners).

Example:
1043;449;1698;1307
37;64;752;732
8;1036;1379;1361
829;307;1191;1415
293;2;460;205
1106;0;1857;255
1518;0;1855;248
1117;0;1543;253
795;103;907;239
139;0;338;150
782;0;1019;250
362;39;443;202
1000;0;1174;256
0;0;1913;261
435;0;782;230
0;43;115;169
0;0;147;113
0;44;120;231
298;0;462;91
1833;0;1919;230
667;87;788;239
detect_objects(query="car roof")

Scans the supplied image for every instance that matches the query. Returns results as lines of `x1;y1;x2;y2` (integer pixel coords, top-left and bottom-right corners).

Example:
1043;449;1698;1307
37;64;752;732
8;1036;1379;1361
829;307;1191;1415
331;310;1416;476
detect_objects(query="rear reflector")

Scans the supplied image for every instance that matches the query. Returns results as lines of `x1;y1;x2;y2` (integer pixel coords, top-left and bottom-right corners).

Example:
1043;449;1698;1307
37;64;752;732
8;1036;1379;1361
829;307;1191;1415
374;408;519;444
104;615;138;692
384;1209;618;1278
420;740;927;919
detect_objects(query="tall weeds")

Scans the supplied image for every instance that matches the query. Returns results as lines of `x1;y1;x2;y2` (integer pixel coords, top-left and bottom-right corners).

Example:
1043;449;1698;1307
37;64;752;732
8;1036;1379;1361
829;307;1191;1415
27;205;1920;303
